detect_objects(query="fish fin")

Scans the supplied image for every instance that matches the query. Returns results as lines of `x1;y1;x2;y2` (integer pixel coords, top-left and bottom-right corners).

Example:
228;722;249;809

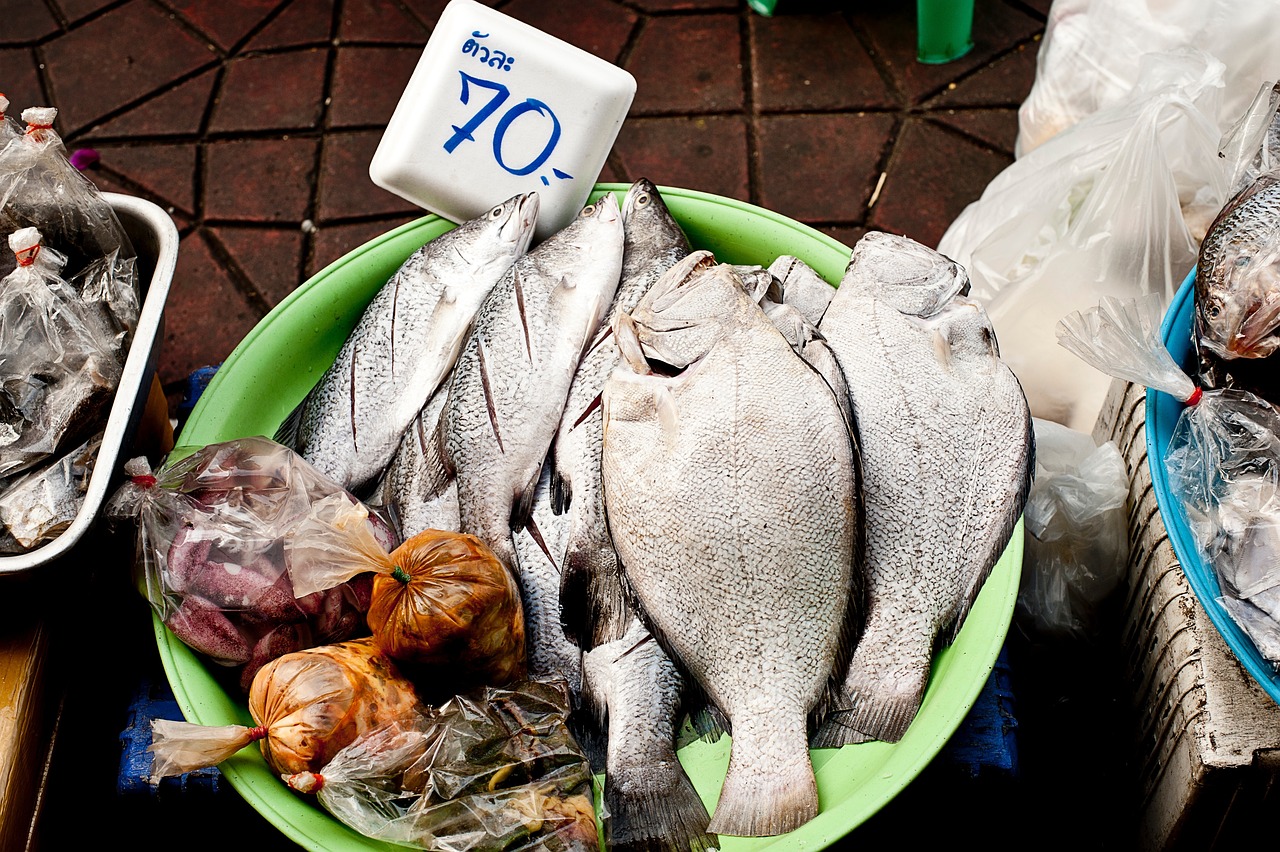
706;719;817;836
567;698;608;775
605;770;716;852
509;468;540;533
559;542;631;649
830;654;931;744
273;397;307;450
810;715;875;748
550;468;571;516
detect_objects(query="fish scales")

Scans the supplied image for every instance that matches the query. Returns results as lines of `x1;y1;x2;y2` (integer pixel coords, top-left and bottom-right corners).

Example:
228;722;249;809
278;193;538;494
816;231;1032;746
602;254;859;837
443;194;623;575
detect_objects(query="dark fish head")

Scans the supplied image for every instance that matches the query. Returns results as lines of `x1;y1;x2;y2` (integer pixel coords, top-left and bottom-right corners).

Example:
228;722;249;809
840;231;969;317
621;178;691;258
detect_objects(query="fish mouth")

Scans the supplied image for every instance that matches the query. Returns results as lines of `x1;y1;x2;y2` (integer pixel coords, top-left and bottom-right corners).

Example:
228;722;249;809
501;191;540;246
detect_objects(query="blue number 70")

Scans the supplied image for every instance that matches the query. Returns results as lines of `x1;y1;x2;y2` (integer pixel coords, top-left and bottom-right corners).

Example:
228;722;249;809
444;72;510;154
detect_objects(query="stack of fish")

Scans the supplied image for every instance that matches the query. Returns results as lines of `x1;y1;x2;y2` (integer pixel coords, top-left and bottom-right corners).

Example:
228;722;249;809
276;179;1033;851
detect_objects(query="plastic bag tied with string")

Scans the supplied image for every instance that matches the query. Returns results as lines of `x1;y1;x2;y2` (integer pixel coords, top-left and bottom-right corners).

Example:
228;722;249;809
105;436;398;692
284;679;597;852
286;494;526;698
1016;418;1130;641
1165;390;1280;668
0;94;19;145
0;106;138;344
1057;292;1280;666
148;637;430;782
0;228;121;480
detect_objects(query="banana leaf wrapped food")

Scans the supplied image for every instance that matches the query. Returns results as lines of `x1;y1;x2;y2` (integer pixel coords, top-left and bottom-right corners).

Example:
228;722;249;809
284;679;597;852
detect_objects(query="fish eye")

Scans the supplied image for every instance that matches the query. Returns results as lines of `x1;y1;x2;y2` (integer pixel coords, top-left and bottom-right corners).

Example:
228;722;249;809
1205;301;1222;320
1236;255;1252;268
581;203;596;217
635;192;650;207
489;204;504;219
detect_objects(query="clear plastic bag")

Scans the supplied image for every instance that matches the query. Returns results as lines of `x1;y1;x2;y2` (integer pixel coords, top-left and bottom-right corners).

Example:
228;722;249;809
1016;418;1130;641
0;429;100;552
0;94;20;145
148;637;430;780
940;49;1224;432
284;679;598;852
0;106;138;342
286;494;526;698
106;437;398;691
1164;389;1280;669
0;228;121;479
1017;0;1280;159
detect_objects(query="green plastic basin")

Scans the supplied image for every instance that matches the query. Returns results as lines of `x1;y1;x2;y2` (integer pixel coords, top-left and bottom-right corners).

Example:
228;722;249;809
165;184;1022;851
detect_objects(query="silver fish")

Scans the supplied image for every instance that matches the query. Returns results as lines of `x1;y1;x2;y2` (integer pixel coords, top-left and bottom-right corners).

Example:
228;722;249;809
581;619;715;852
443;194;623;572
555;178;691;649
278;192;539;494
768;254;835;326
602;252;859;837
365;387;459;539
816;230;1032;745
512;458;582;693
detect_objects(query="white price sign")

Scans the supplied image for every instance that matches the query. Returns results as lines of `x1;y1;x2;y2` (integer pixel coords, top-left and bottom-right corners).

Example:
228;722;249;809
370;0;636;240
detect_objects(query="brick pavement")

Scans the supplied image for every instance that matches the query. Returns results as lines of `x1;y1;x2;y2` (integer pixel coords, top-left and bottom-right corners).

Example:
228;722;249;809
0;0;1047;418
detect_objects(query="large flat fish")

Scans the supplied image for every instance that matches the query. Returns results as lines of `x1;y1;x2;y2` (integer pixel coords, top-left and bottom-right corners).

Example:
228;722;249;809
601;252;859;837
443;194;623;572
278;192;539;494
816;230;1033;745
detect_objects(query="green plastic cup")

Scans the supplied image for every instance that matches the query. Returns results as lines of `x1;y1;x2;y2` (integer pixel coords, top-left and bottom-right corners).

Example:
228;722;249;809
917;0;975;64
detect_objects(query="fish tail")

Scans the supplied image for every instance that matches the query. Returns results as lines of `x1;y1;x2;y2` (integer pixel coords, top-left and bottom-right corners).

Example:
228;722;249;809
706;713;816;837
831;653;930;744
605;764;716;852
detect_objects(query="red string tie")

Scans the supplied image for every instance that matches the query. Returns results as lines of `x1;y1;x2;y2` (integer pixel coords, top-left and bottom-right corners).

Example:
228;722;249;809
14;245;39;267
1186;386;1203;406
131;474;157;488
247;726;268;741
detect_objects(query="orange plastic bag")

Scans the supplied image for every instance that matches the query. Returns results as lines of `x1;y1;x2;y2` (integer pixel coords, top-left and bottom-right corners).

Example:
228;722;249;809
149;637;429;780
287;494;526;698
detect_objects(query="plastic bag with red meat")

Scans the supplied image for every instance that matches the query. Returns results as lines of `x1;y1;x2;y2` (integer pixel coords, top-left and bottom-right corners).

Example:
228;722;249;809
107;436;400;692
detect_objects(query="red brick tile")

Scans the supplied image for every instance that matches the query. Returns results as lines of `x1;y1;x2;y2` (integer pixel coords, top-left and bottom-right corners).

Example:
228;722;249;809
338;0;429;43
399;0;456;28
92;142;198;215
83;70;216;140
855;4;1043;105
502;0;637;63
42;3;216;135
756;112;894;224
208;225;305;307
931;109;1020;157
750;12;894;112
159;229;263;387
204;136;320;222
0;2;60;44
628;14;742;115
632;0;737;10
611;116;748;202
931;41;1039;110
328;46;421;129
307;215;420;276
245;0;334;50
867;117;1012;249
815;224;863;255
164;0;281;52
316;130;423;221
0;49;45;115
209;49;328;133
54;0;117;23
